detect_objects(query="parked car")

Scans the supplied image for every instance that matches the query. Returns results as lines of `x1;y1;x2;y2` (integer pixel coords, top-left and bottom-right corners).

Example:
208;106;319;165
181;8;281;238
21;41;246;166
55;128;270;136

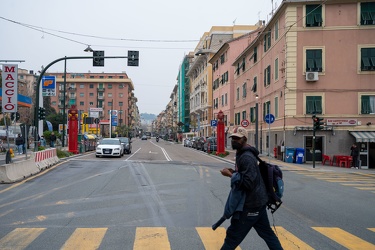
96;138;123;158
196;137;206;151
118;137;132;154
203;137;217;152
141;135;147;140
191;137;199;149
184;138;192;147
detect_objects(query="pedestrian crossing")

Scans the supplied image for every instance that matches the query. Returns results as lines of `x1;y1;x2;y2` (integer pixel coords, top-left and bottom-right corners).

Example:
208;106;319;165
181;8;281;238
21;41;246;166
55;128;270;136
294;171;375;193
0;226;374;249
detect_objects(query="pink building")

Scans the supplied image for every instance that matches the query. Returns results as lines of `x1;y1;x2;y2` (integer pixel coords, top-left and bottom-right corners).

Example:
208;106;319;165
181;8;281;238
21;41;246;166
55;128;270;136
228;0;375;168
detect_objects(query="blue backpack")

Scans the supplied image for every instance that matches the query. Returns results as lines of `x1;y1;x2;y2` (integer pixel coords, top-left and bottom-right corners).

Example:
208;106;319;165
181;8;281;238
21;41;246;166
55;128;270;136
255;155;284;213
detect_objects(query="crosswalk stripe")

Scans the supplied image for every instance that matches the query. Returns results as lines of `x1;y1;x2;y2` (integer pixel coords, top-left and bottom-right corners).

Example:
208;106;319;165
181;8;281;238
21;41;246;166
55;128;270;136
196;227;241;250
61;228;107;250
369;228;375;233
313;227;375;250
0;228;46;250
133;227;171;250
274;226;313;250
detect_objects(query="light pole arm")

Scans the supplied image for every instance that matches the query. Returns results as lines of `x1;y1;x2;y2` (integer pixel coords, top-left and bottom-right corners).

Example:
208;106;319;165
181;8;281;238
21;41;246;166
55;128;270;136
34;55;128;151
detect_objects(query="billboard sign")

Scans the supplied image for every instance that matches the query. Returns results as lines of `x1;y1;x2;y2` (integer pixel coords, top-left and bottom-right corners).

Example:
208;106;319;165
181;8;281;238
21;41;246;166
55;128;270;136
1;64;18;112
42;76;56;96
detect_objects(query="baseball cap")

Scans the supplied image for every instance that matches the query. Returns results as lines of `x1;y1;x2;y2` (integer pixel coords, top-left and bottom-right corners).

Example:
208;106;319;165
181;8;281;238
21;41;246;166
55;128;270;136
229;127;247;139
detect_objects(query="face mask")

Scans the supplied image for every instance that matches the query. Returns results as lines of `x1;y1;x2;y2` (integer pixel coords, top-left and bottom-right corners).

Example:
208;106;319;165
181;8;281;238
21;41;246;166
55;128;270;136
232;141;242;150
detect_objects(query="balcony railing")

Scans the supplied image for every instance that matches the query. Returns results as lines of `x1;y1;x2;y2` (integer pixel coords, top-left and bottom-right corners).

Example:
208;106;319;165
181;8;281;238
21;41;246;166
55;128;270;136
97;88;105;92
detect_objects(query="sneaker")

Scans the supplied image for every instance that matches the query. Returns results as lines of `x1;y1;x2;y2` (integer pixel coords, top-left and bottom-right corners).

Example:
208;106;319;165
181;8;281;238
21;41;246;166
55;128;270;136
356;167;359;169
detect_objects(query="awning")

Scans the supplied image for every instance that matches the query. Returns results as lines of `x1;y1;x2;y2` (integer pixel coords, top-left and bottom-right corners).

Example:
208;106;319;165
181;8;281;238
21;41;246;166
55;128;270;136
350;131;375;142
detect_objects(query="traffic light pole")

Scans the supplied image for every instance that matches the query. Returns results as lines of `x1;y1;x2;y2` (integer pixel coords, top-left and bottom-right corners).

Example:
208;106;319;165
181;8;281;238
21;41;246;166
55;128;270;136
312;128;316;168
33;55;129;151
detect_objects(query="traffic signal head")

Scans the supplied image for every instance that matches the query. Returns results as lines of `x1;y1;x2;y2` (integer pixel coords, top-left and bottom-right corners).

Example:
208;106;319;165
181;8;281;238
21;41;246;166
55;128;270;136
38;107;46;120
127;50;139;66
93;50;105;67
313;116;324;130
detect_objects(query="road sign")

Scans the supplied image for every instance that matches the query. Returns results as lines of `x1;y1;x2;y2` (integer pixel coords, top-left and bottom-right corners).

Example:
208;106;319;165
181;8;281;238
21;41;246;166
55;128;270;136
211;120;217;127
264;114;275;124
241;119;250;127
94;118;100;124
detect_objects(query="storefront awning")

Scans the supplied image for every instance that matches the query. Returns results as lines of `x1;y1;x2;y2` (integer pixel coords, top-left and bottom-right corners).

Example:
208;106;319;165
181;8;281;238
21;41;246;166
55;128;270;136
350;131;375;142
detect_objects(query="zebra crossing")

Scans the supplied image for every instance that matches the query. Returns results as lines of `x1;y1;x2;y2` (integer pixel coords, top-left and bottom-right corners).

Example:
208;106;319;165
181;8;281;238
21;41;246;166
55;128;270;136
0;226;374;249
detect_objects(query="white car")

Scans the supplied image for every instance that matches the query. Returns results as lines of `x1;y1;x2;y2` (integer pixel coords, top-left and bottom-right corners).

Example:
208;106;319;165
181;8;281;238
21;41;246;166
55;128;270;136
96;138;124;158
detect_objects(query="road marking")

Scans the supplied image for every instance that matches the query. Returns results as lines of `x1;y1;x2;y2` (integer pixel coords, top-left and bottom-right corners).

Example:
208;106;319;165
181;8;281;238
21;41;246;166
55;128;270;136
196;227;240;250
313;227;375;249
368;228;375;232
0;228;46;250
133;227;171;250
274;226;313;249
61;228;107;250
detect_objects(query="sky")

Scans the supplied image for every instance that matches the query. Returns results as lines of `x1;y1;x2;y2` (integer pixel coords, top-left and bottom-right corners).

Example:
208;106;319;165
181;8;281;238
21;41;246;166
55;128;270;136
1;0;273;115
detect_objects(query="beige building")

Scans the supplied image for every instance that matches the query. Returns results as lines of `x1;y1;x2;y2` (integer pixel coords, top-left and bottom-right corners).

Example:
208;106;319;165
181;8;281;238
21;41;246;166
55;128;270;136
47;72;138;137
187;25;262;137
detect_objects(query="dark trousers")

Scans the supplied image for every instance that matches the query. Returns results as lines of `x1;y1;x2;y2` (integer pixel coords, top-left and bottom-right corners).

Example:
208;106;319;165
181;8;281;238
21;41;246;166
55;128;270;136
221;206;283;250
352;156;359;168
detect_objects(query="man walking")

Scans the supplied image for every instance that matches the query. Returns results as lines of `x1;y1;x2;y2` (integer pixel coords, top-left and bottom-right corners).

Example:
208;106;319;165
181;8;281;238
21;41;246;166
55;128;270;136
350;143;359;169
220;127;283;250
15;134;24;155
50;132;56;147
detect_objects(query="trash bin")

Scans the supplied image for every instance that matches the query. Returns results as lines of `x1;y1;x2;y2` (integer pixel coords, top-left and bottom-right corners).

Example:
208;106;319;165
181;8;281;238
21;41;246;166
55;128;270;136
285;147;295;163
295;148;305;164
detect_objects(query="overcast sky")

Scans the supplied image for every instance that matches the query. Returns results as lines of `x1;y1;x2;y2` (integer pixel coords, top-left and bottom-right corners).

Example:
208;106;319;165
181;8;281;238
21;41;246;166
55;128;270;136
1;0;273;115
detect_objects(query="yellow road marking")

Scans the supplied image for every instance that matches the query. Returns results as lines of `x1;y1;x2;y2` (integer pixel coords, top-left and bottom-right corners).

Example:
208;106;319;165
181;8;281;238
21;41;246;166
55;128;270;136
196;227;241;250
0;228;46;250
274;226;314;250
368;228;375;233
133;227;171;250
61;228;107;250
313;227;375;250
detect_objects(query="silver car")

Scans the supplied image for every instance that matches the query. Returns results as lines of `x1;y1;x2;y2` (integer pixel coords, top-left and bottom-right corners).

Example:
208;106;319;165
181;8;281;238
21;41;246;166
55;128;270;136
96;138;124;158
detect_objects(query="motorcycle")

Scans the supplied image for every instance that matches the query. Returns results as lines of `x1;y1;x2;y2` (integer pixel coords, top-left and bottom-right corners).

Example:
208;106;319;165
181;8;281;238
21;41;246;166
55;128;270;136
156;137;159;142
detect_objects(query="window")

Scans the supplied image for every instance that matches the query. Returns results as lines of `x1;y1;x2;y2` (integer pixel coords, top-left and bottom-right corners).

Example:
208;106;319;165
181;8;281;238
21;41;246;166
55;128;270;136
274;20;279;40
119;93;123;97
275;58;279;81
264;65;271;86
98;83;104;89
241;58;246;72
242;82;247;98
108;93;112;97
89;102;94;106
80;93;84;97
252;77;257;92
80;101;84;106
306;49;322;72
361;2;375;25
250;107;256;123
274;96;279;118
220;53;225;64
235;113;241;125
221;95;224;106
236;87;240;100
119;102;123;107
254;46;258;63
242;111;246;120
119;76;124;79
99;76;104;79
263;101;271;118
108;84;112;89
361;48;375;71
89;84;94;88
306;4;323;27
98;100;103;107
52;101;56;106
90;76;94;79
108;76;113;79
361;95;375;114
108;102;113;107
225;93;228;105
264;32;271;52
80;84;84;89
89;93;94;97
306;96;322;114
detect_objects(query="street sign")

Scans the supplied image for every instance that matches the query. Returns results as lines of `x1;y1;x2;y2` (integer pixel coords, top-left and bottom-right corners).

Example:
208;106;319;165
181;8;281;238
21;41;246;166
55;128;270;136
94;118;100;124
211;120;217;127
241;119;250;127
264;114;275;124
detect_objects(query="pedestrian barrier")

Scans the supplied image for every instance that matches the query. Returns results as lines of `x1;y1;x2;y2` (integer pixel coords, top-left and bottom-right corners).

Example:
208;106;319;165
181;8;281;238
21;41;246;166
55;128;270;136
0;148;60;183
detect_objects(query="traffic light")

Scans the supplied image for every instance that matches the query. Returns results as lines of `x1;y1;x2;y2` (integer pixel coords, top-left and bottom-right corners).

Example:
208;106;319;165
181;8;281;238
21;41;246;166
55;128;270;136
11;112;20;121
313;115;324;130
38;107;46;120
127;50;139;66
93;50;105;67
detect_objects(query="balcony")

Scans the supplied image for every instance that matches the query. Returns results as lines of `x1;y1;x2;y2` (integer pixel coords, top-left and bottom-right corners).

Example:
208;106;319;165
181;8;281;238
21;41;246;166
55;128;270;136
97;96;105;100
97;87;105;92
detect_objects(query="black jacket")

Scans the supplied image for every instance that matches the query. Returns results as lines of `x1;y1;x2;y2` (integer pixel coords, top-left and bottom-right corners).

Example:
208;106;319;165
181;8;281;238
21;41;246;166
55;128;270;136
235;145;268;210
15;136;24;146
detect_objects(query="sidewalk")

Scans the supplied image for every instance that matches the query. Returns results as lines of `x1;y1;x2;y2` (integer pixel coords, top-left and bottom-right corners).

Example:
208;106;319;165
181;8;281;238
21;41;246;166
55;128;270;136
221;148;374;173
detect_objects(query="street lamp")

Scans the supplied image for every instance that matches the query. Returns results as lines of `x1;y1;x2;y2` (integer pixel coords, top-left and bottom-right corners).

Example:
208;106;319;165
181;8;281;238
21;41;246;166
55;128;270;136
255;94;259;150
84;45;94;52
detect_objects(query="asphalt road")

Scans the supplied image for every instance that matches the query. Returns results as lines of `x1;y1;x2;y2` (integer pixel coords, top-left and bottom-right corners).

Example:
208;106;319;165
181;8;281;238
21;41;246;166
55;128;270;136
0;137;374;249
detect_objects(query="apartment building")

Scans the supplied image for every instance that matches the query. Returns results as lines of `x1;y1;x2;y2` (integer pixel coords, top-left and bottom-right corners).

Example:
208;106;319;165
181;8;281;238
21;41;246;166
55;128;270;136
230;0;375;168
47;72;138;137
187;25;262;137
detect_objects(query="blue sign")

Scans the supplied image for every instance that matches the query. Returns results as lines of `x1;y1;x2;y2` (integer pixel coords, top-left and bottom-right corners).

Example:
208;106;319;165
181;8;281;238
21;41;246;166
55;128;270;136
211;120;218;127
264;114;275;124
42;76;56;96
